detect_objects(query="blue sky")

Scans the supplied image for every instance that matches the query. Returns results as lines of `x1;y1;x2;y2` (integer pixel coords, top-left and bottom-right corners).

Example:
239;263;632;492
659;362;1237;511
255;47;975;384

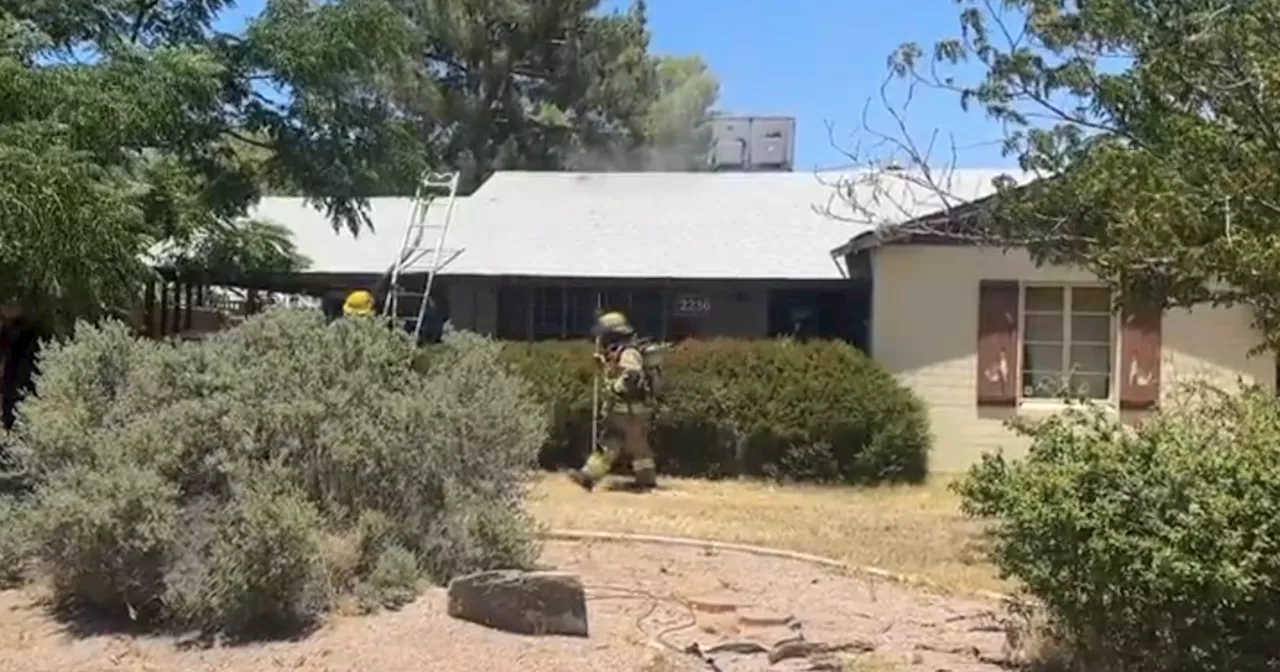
218;0;1012;171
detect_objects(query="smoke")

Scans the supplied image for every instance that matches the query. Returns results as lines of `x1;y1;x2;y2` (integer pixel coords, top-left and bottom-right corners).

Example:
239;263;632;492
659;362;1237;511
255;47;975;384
565;144;711;171
563;110;716;173
564;141;713;173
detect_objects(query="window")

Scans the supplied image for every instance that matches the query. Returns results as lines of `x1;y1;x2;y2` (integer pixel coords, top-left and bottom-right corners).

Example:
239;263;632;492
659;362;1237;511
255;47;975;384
531;286;565;339
1021;286;1114;400
514;285;666;341
566;288;598;338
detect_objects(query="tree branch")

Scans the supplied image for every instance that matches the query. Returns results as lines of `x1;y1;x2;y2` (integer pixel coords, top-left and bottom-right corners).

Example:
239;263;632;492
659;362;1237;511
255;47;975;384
225;130;274;151
130;0;160;44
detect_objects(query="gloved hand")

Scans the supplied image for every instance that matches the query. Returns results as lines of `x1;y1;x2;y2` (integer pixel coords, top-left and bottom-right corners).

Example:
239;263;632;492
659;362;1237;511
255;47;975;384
592;352;607;367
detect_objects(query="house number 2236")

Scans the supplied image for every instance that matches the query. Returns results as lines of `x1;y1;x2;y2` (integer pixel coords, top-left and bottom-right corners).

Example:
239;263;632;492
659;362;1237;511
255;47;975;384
675;296;711;313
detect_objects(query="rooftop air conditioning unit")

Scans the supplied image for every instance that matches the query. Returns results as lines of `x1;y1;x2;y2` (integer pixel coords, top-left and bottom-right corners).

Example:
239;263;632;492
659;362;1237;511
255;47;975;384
709;115;796;172
711;117;749;170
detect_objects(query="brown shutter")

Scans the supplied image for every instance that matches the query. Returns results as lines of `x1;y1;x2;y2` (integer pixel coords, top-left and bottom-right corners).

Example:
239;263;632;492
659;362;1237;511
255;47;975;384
1119;305;1162;410
977;280;1020;406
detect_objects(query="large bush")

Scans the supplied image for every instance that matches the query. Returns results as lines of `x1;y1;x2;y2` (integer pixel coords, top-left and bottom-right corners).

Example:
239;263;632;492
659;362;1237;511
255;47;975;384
2;310;546;632
501;338;931;484
956;386;1280;672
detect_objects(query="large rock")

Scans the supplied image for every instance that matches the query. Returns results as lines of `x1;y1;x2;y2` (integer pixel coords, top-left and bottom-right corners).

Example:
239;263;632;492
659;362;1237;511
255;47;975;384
446;570;589;637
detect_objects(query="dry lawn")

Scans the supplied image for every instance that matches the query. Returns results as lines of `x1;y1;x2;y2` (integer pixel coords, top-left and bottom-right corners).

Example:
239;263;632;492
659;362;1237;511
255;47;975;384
530;473;1007;595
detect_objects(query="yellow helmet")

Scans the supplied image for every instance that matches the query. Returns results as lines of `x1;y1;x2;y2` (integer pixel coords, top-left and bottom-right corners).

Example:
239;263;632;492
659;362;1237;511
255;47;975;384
342;290;376;317
591;310;633;337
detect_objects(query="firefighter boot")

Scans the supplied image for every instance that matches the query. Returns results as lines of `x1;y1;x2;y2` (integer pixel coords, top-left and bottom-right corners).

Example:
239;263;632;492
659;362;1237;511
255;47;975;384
632;457;657;491
569;469;596;492
572;449;614;493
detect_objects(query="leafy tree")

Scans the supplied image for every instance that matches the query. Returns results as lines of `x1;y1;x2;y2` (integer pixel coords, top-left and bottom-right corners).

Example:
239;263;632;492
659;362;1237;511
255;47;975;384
837;1;1280;351
158;219;312;277
390;0;719;183
1;1;720;329
568;52;720;171
641;55;720;169
0;0;424;330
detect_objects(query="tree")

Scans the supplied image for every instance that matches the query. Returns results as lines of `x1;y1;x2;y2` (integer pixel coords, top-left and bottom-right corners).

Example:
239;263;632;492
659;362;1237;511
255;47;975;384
0;0;425;330
390;0;719;183
637;55;720;170
833;0;1280;351
1;0;720;329
159;219;312;277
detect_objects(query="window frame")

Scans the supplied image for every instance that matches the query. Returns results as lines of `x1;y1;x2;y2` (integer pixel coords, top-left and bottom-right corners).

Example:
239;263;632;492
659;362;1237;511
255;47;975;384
530;286;566;339
524;284;667;341
1016;283;1120;406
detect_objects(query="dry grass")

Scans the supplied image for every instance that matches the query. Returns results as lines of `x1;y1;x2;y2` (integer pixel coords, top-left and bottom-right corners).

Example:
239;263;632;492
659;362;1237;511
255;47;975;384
529;474;1007;595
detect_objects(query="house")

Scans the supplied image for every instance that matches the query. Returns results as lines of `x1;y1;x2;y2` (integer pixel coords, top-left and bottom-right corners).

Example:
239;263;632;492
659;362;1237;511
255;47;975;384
832;193;1278;473
248;170;1009;346
189;167;1277;474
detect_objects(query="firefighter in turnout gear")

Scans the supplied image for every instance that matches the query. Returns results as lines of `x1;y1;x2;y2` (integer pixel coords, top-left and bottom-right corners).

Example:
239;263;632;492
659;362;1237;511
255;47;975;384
571;311;658;492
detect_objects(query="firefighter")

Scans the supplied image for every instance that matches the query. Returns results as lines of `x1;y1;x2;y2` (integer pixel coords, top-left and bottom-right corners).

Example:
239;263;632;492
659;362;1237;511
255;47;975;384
570;311;658;492
342;289;377;318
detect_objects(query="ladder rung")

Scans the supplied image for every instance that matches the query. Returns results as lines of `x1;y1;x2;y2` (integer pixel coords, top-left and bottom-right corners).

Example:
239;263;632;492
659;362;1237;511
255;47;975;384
391;256;461;273
395;247;461;258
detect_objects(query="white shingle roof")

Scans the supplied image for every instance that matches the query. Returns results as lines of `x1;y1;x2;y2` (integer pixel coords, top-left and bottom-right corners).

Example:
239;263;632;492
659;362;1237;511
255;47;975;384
248;169;1012;280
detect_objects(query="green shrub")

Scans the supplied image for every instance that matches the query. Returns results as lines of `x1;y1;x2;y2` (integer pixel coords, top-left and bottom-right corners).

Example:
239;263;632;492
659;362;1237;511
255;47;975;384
500;338;931;484
167;478;327;632
355;544;420;613
354;508;394;575
0;497;31;587
6;309;547;632
496;342;596;470
28;462;180;619
955;385;1280;672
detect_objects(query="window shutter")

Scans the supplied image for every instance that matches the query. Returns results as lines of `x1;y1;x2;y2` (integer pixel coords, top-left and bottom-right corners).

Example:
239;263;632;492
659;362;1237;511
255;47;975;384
1119;305;1162;410
977;280;1020;406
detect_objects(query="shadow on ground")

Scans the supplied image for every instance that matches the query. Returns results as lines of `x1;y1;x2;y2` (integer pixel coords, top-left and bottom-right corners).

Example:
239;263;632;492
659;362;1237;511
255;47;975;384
35;594;322;649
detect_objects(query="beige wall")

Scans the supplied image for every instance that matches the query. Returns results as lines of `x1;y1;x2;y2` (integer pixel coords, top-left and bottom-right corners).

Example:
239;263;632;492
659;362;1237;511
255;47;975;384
872;245;1276;474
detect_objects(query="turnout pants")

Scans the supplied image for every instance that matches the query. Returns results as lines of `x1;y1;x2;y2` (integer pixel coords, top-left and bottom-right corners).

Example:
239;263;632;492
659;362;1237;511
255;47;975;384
580;409;656;487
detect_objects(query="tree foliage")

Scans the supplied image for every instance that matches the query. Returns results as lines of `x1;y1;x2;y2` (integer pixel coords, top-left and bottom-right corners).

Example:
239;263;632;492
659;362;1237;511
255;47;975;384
157;219;312;278
841;0;1280;350
385;0;719;185
0;0;424;329
644;55;720;165
1;0;718;329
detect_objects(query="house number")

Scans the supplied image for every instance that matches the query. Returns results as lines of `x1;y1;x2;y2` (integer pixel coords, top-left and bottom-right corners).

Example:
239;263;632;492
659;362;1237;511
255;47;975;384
675;295;711;314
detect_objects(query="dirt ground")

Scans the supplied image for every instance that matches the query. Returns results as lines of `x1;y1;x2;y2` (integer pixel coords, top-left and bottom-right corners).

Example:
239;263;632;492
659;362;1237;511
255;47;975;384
0;538;1017;672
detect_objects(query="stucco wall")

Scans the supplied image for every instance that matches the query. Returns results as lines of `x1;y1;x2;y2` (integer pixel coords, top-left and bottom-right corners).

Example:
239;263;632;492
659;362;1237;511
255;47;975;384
871;245;1276;474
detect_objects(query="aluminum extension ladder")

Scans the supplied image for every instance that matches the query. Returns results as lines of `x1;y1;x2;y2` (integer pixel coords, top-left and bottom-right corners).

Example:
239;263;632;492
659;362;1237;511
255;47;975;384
381;171;463;340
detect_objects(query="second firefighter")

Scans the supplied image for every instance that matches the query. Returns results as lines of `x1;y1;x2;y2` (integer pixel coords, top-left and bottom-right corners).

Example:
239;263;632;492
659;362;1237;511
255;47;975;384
571;311;658;491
